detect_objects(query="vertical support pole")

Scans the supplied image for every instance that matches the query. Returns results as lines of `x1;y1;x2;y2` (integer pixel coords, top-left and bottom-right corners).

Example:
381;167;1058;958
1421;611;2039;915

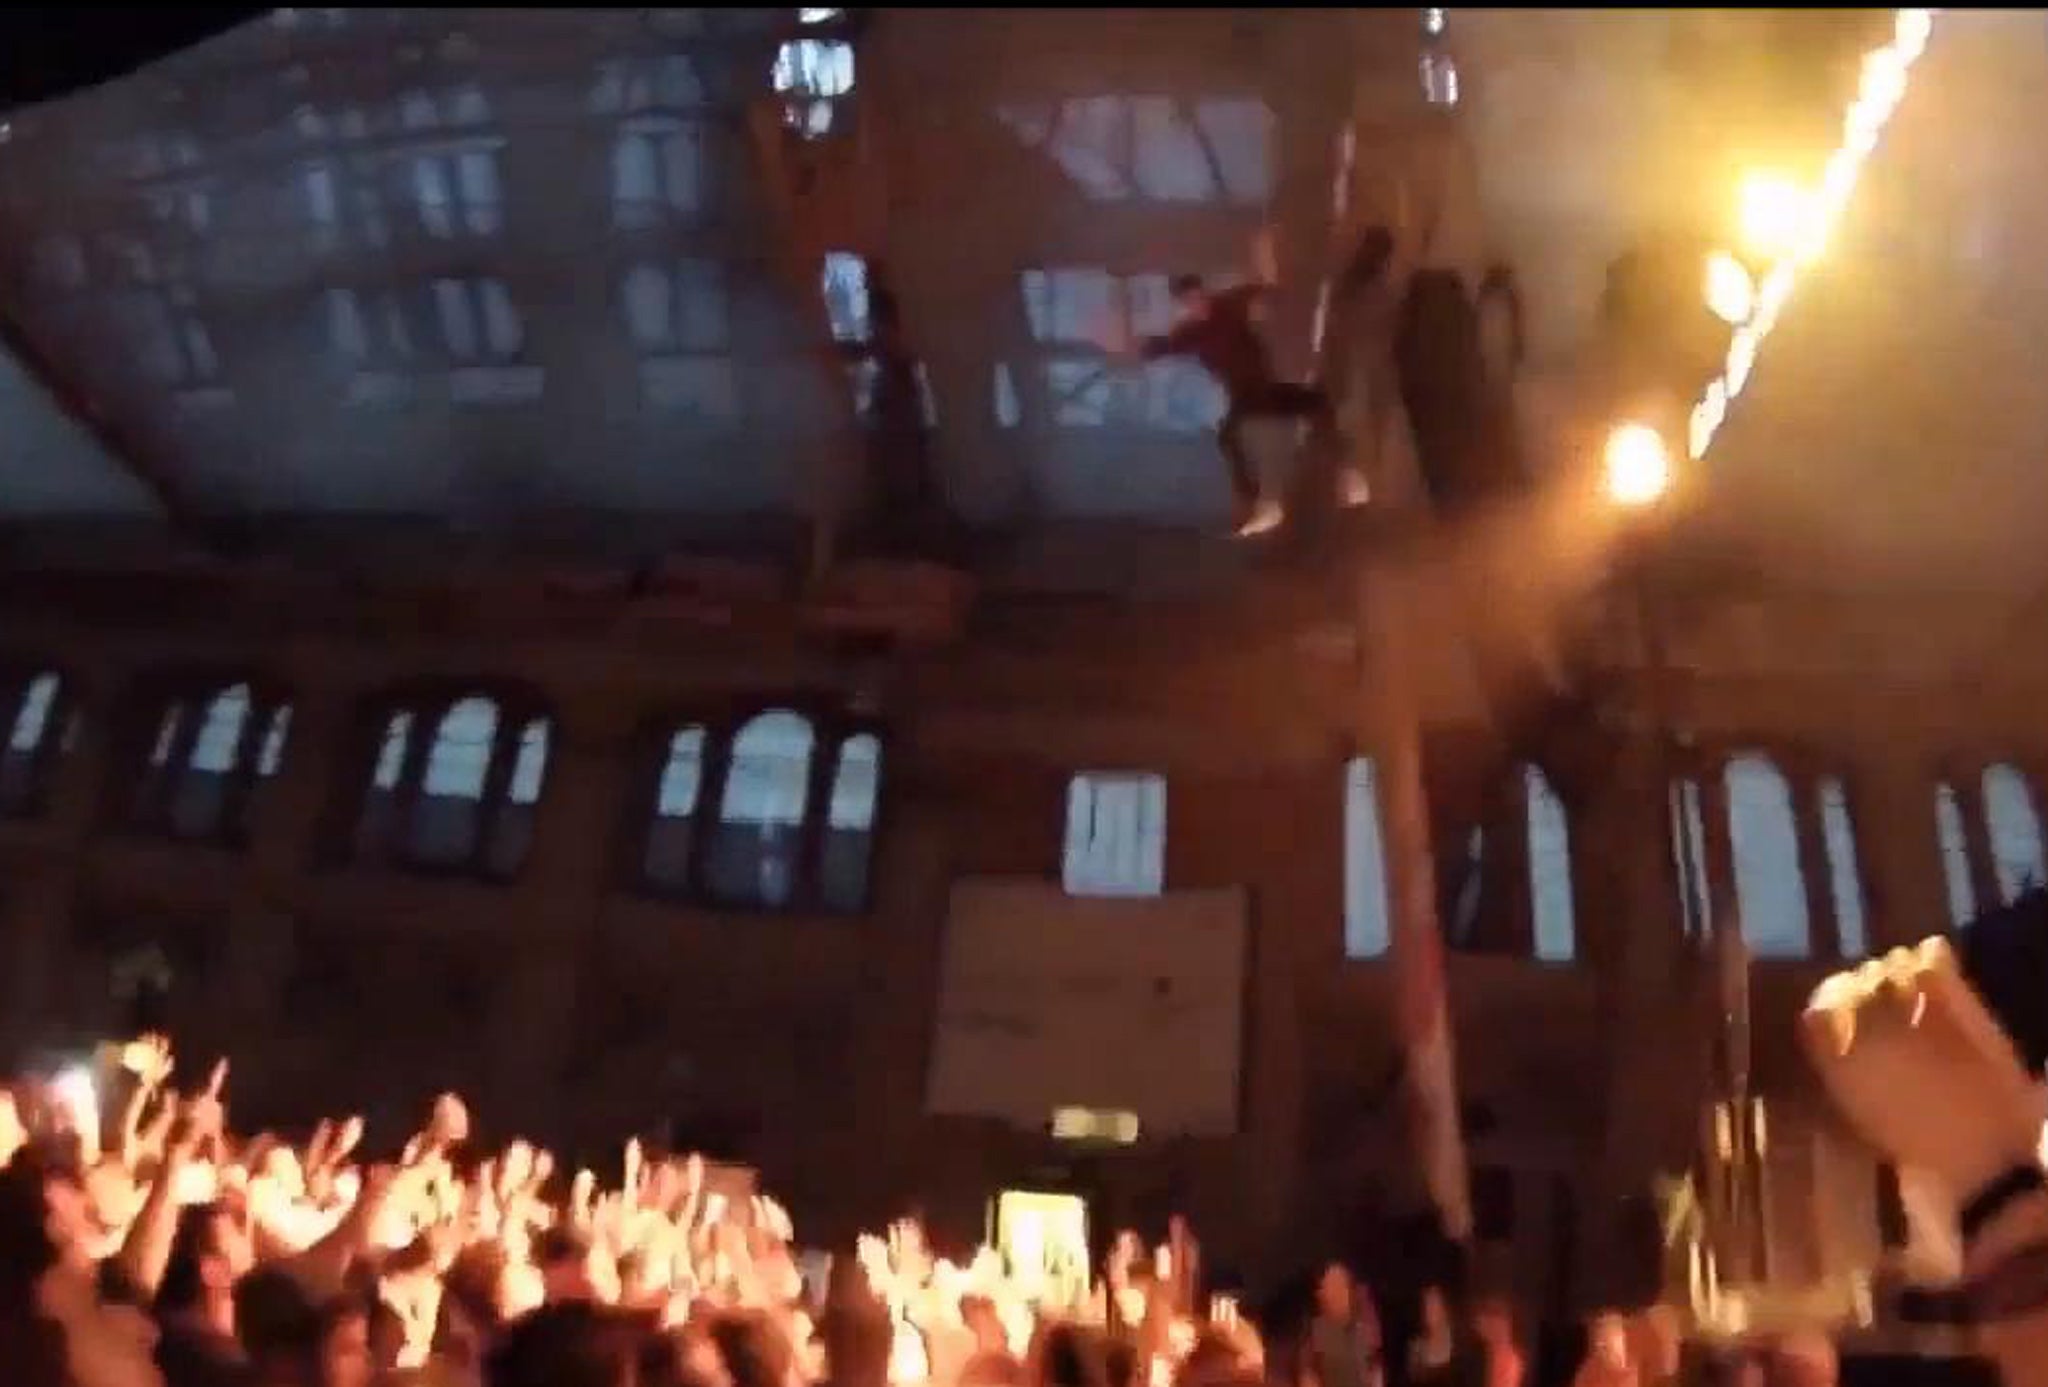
1359;565;1472;1244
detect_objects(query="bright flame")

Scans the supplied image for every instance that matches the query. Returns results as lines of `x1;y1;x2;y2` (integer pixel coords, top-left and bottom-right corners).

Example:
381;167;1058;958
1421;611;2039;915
1703;252;1755;326
1690;9;1937;462
1737;174;1815;261
1604;423;1672;507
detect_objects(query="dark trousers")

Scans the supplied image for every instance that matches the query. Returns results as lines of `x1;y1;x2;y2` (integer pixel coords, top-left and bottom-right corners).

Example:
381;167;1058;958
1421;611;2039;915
1217;381;1336;506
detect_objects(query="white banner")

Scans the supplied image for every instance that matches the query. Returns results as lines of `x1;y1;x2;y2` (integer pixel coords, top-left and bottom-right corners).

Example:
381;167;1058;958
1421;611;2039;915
926;878;1250;1137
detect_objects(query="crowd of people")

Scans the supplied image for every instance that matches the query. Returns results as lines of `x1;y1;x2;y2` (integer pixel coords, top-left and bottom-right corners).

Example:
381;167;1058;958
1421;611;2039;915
0;988;2029;1387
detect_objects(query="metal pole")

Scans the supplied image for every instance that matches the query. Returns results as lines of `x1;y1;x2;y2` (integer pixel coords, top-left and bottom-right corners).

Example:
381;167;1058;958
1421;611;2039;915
1359;565;1474;1247
1635;535;1759;1295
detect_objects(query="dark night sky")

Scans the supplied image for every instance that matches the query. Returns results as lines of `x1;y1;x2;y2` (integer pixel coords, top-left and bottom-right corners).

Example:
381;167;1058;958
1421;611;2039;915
0;9;264;111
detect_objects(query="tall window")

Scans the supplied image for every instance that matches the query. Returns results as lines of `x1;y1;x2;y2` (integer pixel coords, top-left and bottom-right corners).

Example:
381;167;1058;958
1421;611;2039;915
291;85;500;251
595;46;712;225
622;259;738;419
1524;765;1576;963
1063;772;1166;897
127;680;291;845
1934;764;2047;927
1726;754;1811;959
825;733;881;911
641;710;880;913
323;286;418;406
1671;775;1713;941
1344;757;1393;960
1935;779;1977;928
1817;777;1869;959
705;710;813;909
431;277;524;365
349;691;550;879
431;277;539;404
772;11;856;137
820;252;870;343
1008;268;1224;432
119;285;222;393
996;96;1275;205
406;146;503;239
1420;21;1460;107
0;669;67;817
611;120;708;227
1983;764;2046;903
1672;752;1868;960
644;725;705;889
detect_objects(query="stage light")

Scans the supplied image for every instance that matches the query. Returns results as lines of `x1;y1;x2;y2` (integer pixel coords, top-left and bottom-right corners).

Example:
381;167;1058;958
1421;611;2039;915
1604;423;1672;508
1737;173;1816;262
1703;251;1755;326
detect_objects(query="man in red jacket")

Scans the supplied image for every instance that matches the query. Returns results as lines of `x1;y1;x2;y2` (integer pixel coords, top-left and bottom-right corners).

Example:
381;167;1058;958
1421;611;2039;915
1138;271;1342;538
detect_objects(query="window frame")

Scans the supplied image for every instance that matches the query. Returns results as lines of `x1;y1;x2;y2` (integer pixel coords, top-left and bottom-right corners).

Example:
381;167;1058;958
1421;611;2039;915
1669;743;1874;963
1932;756;2048;927
0;660;74;821
340;681;554;883
625;698;886;916
1061;769;1168;899
113;669;293;850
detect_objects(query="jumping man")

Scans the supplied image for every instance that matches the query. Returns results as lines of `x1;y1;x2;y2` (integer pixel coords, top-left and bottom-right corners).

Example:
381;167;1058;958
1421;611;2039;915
1127;234;1357;537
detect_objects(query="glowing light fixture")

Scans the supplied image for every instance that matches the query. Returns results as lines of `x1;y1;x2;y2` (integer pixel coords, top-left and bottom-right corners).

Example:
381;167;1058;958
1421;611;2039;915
1703;251;1756;326
1688;9;1936;463
1605;423;1672;508
1736;173;1817;262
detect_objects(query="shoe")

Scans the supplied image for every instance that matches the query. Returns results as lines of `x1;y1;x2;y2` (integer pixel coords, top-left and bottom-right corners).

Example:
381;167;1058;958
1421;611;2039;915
1234;498;1284;538
1336;469;1371;508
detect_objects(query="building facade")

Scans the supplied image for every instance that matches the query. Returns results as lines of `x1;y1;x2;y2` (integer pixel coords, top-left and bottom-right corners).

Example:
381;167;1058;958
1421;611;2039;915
0;4;2044;1322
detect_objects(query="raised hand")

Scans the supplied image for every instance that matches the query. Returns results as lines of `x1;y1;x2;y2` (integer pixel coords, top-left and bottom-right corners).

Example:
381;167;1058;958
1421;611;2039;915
1802;938;2047;1196
333;1115;364;1163
120;1033;176;1091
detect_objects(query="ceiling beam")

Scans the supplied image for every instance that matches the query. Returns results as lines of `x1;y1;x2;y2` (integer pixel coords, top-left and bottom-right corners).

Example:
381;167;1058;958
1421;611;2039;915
0;295;215;543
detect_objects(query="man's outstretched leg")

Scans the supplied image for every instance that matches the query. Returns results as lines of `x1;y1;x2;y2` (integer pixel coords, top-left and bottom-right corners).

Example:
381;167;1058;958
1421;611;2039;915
1217;407;1283;538
1283;382;1367;509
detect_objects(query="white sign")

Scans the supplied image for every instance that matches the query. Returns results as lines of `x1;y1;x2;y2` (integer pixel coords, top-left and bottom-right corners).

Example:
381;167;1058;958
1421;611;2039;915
926;878;1249;1137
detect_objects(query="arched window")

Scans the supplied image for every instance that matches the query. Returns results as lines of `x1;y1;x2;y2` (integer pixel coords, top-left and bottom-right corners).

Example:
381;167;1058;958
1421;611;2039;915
1725;753;1811;959
1524;764;1576;963
0;669;67;817
704;710;815;909
1982;763;2045;904
349;690;550;879
128;678;291;845
637;709;883;913
413;697;499;866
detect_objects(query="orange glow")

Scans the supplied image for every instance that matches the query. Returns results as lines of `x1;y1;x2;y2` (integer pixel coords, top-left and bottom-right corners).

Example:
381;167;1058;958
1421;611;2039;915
1604;424;1672;508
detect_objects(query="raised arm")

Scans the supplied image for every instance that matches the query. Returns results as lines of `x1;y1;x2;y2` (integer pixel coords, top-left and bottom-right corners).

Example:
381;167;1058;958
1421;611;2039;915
113;1091;219;1298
